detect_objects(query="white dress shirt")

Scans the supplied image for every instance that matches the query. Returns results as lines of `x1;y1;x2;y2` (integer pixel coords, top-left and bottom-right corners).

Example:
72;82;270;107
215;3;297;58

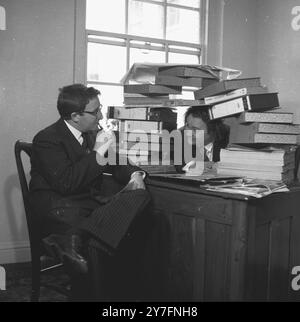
204;142;214;162
64;120;83;145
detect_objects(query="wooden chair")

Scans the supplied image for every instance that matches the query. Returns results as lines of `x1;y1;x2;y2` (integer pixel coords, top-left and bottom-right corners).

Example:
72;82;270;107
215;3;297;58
14;140;67;301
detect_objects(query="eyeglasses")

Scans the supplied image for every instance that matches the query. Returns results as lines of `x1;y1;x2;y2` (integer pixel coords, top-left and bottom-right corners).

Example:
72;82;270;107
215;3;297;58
81;104;103;117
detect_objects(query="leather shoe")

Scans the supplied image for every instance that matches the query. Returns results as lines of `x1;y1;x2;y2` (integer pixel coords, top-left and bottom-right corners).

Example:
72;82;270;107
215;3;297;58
43;234;88;275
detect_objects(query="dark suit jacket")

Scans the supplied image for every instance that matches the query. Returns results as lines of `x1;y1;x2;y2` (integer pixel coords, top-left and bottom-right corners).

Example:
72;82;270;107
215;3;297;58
29;118;140;235
175;128;229;173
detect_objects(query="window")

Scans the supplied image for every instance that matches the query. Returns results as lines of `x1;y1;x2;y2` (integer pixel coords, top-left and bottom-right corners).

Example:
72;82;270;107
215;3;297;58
0;6;6;30
85;0;206;126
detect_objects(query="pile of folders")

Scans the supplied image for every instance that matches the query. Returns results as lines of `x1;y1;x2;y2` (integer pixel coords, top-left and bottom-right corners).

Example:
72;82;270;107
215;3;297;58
108;64;300;181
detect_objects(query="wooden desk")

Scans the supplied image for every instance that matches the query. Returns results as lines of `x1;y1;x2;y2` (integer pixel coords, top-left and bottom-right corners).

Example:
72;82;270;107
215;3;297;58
102;175;300;301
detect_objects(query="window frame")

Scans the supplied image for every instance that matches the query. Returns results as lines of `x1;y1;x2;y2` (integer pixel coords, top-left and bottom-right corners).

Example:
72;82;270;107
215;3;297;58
74;0;209;92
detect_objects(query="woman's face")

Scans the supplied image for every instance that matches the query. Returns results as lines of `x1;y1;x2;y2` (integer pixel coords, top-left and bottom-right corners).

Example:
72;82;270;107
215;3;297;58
185;114;212;145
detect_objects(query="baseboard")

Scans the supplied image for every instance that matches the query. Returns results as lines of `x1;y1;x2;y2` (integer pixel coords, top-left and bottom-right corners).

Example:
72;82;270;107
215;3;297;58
0;241;31;264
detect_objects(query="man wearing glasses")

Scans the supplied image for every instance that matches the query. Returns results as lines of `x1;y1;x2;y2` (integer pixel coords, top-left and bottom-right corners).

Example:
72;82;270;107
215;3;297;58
29;84;150;298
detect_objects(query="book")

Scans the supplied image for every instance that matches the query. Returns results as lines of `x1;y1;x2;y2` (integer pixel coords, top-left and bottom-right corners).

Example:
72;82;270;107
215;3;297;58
123;84;182;94
194;77;262;99
118;131;180;149
154;75;217;87
216;167;294;183
119;141;174;152
119;120;177;133
158;66;219;79
123;99;206;108
218;156;294;167
119;149;173;165
237;122;300;135
107;106;177;122
238;111;294;124
217;162;294;173
220;147;295;162
208;93;279;119
229;125;300;145
123;93;168;97
123;96;171;105
204;86;268;105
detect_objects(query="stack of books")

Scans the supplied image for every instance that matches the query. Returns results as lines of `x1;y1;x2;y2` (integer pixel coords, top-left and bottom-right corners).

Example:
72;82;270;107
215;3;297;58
229;111;300;145
217;146;296;183
191;75;299;183
107;105;177;167
123;84;182;106
193;77;279;120
113;64;226;171
123;65;224;108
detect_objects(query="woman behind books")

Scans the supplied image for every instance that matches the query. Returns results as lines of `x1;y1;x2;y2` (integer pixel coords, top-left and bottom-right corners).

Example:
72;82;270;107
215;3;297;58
175;106;230;173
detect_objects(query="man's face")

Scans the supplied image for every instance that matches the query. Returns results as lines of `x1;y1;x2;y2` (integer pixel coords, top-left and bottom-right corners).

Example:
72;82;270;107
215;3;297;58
185;114;211;145
77;97;103;132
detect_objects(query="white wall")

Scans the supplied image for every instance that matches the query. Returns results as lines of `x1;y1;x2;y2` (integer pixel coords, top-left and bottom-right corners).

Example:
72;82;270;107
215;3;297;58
256;0;300;123
0;0;81;263
206;0;258;76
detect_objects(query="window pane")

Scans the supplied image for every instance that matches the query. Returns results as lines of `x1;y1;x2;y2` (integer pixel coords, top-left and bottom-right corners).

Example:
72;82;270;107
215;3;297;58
86;0;125;33
87;43;126;83
130;47;165;65
168;52;199;64
167;0;200;8
128;1;164;39
166;7;199;43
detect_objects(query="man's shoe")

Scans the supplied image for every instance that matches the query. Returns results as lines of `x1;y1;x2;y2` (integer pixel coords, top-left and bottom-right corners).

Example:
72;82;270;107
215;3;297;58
43;234;88;275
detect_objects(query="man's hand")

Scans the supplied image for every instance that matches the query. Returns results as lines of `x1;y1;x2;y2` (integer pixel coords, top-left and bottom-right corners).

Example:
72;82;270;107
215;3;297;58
93;130;116;156
122;172;145;191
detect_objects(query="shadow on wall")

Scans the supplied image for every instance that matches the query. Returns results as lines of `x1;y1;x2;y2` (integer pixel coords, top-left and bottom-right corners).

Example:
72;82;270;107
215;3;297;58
3;173;29;261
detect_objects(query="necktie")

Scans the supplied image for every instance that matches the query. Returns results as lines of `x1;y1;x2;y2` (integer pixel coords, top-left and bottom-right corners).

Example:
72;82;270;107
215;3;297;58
81;132;90;153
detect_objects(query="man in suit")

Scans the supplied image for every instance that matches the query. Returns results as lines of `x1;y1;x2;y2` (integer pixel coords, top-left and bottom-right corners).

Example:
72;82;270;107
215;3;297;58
175;106;230;172
29;84;150;275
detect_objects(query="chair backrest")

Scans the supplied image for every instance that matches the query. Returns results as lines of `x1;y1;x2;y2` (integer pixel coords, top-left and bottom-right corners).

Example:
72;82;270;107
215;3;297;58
14;140;39;245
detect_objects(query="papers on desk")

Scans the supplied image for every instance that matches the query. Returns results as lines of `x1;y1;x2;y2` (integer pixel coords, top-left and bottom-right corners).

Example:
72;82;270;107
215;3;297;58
150;172;289;198
203;179;289;198
150;172;245;184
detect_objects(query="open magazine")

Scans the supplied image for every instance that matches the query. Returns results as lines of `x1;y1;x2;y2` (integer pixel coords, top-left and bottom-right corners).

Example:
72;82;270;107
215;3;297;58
203;179;289;198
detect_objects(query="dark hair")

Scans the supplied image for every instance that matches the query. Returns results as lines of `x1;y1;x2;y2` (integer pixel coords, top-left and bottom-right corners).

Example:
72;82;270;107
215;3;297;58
57;84;100;120
184;106;229;148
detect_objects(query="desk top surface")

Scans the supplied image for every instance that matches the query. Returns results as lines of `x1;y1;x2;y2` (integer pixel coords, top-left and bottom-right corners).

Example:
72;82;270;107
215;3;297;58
145;175;300;201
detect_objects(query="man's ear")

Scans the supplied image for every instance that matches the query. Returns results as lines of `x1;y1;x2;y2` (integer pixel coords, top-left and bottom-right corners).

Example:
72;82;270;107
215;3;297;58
70;112;80;123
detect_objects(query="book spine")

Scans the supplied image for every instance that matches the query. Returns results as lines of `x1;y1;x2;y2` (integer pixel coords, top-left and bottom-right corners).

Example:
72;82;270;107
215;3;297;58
108;106;147;120
108;106;177;122
123;84;181;94
254;133;299;145
204;88;247;105
120;120;161;132
194;78;261;99
248;93;279;111
257;123;300;134
119;120;177;133
155;75;217;87
209;97;248;119
218;162;292;172
239;112;294;124
119;141;173;152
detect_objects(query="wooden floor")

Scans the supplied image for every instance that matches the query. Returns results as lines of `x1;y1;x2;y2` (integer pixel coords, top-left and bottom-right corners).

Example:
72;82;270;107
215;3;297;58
0;262;68;302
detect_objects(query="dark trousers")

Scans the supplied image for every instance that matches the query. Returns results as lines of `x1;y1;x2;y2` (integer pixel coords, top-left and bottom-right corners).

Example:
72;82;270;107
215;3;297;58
32;188;152;301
